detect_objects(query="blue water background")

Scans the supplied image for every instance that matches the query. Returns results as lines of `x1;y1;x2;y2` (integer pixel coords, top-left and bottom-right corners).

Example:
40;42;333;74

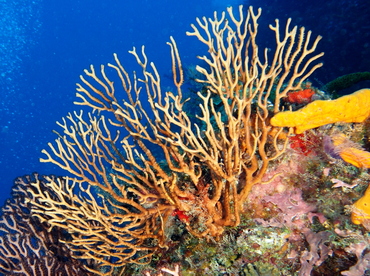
0;0;369;207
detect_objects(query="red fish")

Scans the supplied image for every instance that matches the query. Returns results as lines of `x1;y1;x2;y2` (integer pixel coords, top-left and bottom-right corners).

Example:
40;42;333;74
286;89;315;104
172;209;189;222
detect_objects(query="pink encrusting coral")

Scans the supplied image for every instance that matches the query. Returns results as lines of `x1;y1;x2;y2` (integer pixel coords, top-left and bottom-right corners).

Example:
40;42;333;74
247;148;327;229
243;131;367;275
260;188;326;228
298;229;333;276
341;242;370;276
247;150;304;203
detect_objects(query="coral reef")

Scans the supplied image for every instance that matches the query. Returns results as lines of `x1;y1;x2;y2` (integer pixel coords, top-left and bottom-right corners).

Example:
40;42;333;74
1;4;370;276
14;5;323;274
102;124;370;275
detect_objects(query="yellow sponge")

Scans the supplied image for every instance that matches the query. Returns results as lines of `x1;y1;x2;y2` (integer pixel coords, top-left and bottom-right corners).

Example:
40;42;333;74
271;89;370;134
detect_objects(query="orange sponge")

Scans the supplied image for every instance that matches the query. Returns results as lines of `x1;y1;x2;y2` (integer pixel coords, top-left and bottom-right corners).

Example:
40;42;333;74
330;134;370;169
352;186;370;226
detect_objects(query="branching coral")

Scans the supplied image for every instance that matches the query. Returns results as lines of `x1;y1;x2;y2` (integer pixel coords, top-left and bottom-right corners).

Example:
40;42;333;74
26;5;323;272
0;174;91;276
26;174;160;275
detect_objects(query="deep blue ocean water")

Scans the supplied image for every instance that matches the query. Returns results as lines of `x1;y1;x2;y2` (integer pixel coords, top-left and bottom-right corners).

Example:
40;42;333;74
0;0;369;208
